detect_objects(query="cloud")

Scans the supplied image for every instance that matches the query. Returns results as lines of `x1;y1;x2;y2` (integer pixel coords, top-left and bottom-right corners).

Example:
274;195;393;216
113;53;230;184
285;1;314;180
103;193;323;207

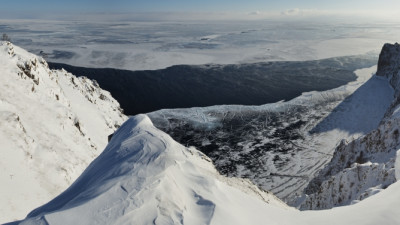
248;11;260;15
280;8;323;17
281;8;301;16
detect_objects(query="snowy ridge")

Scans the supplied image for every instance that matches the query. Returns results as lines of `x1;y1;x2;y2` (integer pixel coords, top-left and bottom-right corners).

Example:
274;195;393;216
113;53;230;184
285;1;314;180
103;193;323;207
12;115;400;225
0;41;127;223
17;115;289;225
301;43;400;210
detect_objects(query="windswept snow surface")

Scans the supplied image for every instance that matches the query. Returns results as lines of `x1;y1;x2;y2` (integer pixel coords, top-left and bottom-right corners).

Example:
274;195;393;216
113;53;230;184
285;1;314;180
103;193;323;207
0;42;127;223
13;115;400;225
16;115;290;225
149;65;394;204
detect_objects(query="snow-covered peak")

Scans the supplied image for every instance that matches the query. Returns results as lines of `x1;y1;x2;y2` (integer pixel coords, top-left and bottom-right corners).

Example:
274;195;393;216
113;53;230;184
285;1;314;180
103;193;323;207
0;41;127;223
13;114;400;225
19;115;289;225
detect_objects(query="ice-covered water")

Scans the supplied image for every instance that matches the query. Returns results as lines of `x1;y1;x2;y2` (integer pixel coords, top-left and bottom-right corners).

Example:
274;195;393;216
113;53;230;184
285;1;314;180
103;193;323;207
1;19;400;70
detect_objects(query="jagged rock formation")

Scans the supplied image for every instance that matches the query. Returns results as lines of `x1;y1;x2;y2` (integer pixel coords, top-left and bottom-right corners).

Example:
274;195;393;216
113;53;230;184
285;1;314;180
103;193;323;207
301;119;399;209
0;41;127;223
301;43;400;210
377;43;400;92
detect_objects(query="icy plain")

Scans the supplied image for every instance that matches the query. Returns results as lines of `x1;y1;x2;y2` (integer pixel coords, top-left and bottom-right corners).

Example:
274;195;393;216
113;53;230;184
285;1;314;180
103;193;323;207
1;19;400;70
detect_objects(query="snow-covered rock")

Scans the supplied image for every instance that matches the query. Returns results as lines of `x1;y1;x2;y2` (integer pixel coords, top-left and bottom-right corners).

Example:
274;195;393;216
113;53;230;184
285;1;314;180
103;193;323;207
301;118;399;209
378;43;400;120
15;115;289;225
301;43;400;210
11;115;400;225
0;41;127;223
376;42;400;94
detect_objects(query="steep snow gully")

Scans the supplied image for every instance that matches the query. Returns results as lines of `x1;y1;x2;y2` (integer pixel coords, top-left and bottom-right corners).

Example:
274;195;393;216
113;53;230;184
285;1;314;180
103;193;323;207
3;42;400;225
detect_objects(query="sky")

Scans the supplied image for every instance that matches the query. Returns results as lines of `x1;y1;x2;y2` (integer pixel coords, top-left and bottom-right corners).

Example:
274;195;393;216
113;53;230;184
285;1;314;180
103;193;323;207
1;0;400;21
1;0;400;12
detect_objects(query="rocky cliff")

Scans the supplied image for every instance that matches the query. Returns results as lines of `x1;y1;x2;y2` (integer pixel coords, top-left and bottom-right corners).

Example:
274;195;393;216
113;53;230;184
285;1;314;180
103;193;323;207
301;43;400;210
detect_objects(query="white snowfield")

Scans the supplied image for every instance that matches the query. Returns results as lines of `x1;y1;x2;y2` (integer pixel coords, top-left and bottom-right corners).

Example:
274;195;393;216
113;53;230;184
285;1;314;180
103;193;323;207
0;41;127;223
4;41;400;225
13;115;400;225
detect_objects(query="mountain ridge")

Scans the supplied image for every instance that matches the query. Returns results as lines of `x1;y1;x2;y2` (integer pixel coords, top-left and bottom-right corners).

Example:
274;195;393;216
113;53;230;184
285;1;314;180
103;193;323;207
15;115;290;225
301;42;400;209
3;42;400;224
0;41;126;223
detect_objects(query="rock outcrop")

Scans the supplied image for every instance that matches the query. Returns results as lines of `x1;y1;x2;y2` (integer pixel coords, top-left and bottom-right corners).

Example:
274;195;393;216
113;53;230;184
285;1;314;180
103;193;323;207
302;43;400;210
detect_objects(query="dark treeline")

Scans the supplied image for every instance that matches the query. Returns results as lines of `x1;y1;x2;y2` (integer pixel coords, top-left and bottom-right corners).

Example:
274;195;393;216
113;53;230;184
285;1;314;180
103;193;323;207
49;55;376;115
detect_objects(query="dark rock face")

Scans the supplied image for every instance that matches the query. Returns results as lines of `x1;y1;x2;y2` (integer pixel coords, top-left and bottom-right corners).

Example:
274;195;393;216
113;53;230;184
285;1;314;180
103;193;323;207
377;43;400;90
377;43;400;120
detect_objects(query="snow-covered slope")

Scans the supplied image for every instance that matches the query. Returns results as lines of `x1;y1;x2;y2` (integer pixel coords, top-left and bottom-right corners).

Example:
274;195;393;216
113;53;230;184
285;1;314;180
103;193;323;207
12;115;400;225
15;115;289;225
7;42;400;224
301;118;399;209
0;41;127;223
301;43;400;210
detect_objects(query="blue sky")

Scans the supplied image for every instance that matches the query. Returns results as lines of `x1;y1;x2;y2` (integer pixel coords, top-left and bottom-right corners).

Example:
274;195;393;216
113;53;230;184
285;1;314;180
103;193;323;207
2;0;400;12
1;0;400;21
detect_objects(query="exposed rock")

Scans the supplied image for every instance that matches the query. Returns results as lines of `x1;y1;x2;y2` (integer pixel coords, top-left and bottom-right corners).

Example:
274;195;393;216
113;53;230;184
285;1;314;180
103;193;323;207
377;42;400;92
302;43;400;210
302;118;399;209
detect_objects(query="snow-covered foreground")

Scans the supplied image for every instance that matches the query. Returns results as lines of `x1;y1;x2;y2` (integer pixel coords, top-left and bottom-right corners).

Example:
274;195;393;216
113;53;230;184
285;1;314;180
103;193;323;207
4;41;400;224
12;114;400;225
0;41;126;223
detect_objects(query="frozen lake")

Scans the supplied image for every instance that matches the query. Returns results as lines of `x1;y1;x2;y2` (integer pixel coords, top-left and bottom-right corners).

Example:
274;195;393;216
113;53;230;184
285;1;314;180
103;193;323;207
1;19;399;70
